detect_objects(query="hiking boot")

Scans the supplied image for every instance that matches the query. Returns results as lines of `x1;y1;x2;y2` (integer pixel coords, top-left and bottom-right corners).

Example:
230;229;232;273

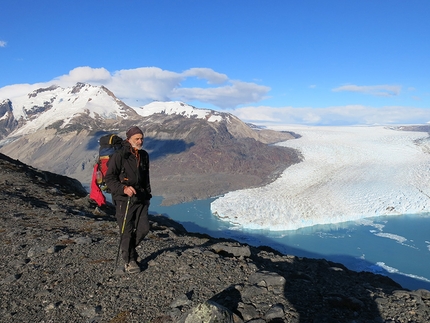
124;260;140;274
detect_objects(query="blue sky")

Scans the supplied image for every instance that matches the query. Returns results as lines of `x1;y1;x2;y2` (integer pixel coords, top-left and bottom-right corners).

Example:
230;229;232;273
1;0;429;126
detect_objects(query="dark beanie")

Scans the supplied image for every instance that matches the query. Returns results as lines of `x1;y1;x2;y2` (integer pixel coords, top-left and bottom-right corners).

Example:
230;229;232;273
126;126;143;139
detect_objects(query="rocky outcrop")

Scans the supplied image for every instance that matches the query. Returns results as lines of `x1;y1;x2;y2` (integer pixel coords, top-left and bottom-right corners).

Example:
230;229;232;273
391;124;430;133
0;99;18;139
141;113;301;205
1;152;430;322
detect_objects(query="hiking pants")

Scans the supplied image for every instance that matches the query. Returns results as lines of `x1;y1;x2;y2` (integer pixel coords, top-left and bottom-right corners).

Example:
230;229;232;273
115;199;150;264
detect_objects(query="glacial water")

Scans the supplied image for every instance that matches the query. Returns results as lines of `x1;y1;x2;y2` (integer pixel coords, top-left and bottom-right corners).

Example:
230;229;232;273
149;196;430;291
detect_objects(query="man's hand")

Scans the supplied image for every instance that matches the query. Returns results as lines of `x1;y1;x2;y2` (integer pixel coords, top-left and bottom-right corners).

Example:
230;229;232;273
124;186;136;197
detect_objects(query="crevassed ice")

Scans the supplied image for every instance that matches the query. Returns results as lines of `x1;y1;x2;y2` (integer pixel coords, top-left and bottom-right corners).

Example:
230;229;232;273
210;125;430;231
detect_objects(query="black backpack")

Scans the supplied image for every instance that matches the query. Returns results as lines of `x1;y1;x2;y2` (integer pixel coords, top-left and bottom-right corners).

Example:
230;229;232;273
95;134;123;191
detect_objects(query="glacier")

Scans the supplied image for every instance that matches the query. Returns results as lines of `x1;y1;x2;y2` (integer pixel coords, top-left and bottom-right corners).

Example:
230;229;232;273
210;125;430;231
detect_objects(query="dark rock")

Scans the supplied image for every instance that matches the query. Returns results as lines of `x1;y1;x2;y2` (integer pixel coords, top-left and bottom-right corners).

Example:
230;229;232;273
248;271;286;287
237;303;260;321
210;242;252;258
264;303;285;321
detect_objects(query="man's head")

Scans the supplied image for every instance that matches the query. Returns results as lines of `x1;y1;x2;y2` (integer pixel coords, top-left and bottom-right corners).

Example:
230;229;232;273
126;126;144;149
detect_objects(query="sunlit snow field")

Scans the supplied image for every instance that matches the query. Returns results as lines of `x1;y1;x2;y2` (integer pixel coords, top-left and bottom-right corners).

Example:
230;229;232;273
211;125;430;230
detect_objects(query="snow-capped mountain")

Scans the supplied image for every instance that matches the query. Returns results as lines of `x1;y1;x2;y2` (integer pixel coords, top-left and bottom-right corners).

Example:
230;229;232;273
1;83;137;139
0;83;298;205
134;101;224;123
0;83;240;141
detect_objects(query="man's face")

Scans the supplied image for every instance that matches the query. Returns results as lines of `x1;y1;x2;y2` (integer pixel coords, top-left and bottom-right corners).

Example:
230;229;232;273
129;133;144;149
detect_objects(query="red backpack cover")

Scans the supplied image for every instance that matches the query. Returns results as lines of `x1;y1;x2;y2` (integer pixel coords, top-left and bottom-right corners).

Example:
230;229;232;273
89;134;123;206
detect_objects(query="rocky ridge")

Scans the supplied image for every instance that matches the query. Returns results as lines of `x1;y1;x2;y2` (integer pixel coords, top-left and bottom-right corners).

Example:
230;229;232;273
1;152;430;323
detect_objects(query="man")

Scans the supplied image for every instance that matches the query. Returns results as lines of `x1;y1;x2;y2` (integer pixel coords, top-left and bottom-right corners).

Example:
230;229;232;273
105;126;152;273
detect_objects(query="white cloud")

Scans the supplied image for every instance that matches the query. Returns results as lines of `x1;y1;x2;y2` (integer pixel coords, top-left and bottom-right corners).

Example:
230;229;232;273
0;41;6;47
231;105;430;126
332;84;402;97
54;66;112;84
173;80;270;109
0;66;270;108
181;68;228;84
0;83;48;100
109;67;183;103
0;66;428;126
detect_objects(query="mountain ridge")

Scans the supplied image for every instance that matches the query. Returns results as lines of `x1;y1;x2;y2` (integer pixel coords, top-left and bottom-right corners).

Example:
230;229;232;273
0;83;301;205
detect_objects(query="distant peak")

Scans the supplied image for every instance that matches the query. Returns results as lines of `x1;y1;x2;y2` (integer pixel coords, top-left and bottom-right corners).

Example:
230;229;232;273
134;101;225;123
70;82;89;94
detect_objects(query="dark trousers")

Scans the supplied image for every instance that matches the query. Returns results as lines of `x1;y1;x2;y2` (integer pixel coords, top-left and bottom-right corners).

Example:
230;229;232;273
115;199;150;264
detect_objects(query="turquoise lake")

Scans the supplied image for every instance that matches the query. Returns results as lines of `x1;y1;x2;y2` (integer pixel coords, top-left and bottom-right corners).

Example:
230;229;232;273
148;196;430;291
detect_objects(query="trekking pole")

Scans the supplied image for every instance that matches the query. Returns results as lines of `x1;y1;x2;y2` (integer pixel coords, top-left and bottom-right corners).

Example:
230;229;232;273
114;197;131;271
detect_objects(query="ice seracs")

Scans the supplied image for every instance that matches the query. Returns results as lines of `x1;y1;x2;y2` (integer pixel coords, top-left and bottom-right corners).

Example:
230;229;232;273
211;125;430;231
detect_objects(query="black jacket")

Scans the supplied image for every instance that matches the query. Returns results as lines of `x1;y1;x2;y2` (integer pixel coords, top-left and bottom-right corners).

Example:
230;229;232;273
105;140;151;203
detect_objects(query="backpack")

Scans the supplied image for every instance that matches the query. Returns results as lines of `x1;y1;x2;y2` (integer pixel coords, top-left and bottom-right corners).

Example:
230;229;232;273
95;134;123;192
89;134;123;207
